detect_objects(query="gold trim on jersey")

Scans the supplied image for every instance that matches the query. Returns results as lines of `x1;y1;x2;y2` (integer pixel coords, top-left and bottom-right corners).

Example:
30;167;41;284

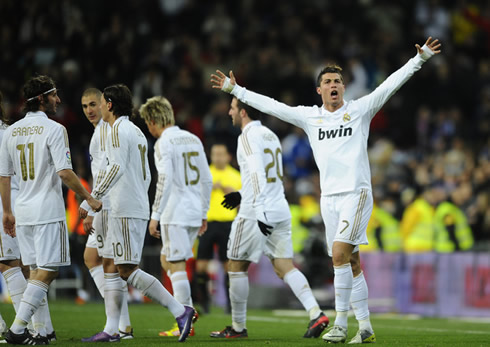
122;218;131;261
59;221;68;262
95;165;120;198
100;122;108;152
241;128;253;156
152;174;166;213
95;170;106;187
0;233;4;258
101;210;108;240
112;122;121;148
62;127;69;147
350;189;368;241
251;172;260;197
231;218;245;258
163;224;170;256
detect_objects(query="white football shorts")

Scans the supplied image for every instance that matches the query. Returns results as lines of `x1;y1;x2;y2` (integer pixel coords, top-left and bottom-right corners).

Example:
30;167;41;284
108;217;147;265
227;217;293;263
17;220;70;267
160;224;199;262
321;188;373;257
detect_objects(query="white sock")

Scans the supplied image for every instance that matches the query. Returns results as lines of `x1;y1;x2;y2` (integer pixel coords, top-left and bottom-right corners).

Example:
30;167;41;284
229;271;248;332
170;271;192;306
89;265;105;299
351;272;373;332
118;281;131;333
103;273;123;336
333;263;353;329
283;268;321;320
0;312;7;332
3;267;27;312
127;269;184;318
11;281;48;334
32;293;54;336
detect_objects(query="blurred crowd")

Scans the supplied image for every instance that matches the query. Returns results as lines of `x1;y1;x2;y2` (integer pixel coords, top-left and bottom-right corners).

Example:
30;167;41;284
0;0;489;255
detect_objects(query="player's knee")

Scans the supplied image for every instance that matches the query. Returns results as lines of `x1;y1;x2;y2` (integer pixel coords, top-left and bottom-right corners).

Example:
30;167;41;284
117;264;137;281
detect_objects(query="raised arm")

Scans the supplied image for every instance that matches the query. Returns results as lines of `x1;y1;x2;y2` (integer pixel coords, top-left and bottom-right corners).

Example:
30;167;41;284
211;70;306;128
357;37;441;120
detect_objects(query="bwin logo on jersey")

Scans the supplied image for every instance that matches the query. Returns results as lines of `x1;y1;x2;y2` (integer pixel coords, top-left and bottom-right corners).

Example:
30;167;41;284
318;125;353;140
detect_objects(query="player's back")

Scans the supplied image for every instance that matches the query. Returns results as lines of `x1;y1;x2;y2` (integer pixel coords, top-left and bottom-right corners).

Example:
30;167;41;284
0;112;71;225
237;122;290;222
107;118;150;219
157;126;209;226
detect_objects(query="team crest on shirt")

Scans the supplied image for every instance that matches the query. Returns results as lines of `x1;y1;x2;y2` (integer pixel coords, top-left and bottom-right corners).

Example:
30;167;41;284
343;113;351;122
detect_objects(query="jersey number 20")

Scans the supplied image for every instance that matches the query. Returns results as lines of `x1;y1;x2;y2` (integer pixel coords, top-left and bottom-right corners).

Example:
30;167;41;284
264;147;283;183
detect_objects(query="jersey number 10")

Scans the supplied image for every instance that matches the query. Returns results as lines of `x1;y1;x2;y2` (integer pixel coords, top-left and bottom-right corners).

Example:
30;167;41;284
17;143;35;181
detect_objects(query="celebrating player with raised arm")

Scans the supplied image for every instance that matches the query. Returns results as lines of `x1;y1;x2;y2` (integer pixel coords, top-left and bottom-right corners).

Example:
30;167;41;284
209;97;329;339
211;37;441;344
0;75;101;345
80;84;195;343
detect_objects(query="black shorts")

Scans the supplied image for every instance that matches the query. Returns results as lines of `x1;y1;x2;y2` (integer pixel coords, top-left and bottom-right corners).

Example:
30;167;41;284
197;221;232;261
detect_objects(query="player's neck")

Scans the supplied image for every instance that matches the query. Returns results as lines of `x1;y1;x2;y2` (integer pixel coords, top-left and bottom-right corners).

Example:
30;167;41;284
323;101;344;113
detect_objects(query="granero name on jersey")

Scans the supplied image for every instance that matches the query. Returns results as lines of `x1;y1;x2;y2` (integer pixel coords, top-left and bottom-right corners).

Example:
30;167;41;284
318;125;352;140
11;126;44;137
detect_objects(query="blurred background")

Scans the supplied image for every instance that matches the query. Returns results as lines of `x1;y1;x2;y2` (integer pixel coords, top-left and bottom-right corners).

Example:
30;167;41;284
0;0;489;317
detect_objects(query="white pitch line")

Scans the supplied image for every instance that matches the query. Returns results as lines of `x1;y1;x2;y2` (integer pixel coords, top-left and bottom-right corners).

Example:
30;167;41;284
248;316;490;335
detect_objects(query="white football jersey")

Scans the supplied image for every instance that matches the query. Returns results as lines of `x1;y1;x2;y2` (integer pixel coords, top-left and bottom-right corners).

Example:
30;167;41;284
91;116;150;219
0;112;72;225
151;126;212;227
232;54;428;196
236;121;290;223
89;119;110;210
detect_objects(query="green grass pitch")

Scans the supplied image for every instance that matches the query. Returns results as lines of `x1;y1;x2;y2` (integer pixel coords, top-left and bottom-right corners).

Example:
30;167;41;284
1;300;489;346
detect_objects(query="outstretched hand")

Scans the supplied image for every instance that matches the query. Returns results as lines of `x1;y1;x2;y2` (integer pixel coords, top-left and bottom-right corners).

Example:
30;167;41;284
416;37;441;56
210;70;236;93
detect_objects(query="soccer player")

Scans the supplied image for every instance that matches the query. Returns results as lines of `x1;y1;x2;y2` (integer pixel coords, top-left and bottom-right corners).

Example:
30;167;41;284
0;90;26;337
139;95;212;337
211;37;441;344
80;88;133;339
209;97;329;339
80;85;195;343
0;75;102;345
194;143;241;315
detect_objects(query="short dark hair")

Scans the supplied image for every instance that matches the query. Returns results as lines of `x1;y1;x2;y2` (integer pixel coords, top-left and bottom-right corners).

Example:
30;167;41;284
236;98;260;120
316;64;343;86
23;75;56;113
103;84;133;117
82;87;102;99
0;90;8;124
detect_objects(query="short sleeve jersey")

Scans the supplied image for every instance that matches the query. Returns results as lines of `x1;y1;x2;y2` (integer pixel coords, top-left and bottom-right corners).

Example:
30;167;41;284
0;112;72;225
